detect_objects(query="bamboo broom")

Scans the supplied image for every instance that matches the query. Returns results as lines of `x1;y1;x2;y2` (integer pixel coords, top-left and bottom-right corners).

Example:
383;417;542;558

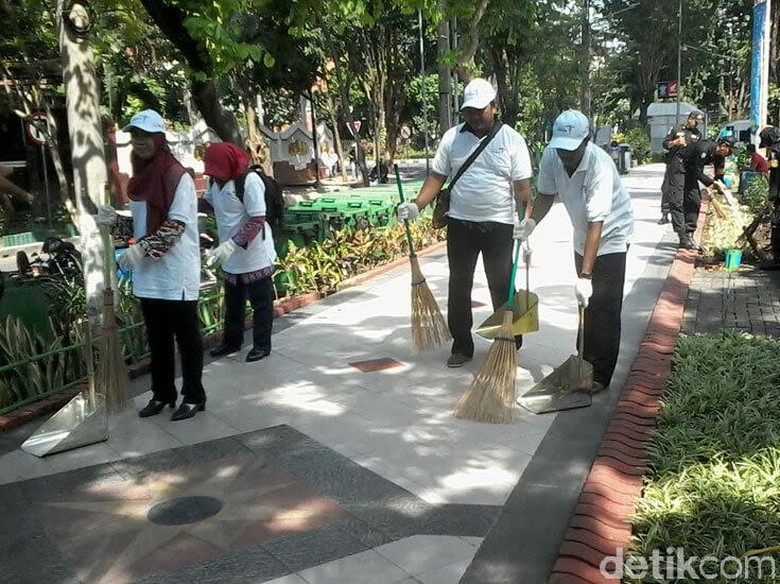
393;165;450;352
97;191;130;414
454;241;521;423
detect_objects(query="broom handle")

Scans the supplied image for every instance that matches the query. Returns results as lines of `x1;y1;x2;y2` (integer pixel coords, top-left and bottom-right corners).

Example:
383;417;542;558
506;241;521;306
578;306;585;359
393;164;417;259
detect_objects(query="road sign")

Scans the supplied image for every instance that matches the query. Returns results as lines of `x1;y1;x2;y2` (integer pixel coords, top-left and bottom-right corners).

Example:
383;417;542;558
25;113;48;146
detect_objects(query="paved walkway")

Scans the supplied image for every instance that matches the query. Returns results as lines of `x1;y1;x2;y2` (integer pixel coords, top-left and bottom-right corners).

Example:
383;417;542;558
0;163;677;583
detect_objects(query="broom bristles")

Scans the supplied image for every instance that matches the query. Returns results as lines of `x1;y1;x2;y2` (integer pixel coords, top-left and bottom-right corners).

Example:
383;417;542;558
454;309;517;424
98;288;131;415
409;256;450;353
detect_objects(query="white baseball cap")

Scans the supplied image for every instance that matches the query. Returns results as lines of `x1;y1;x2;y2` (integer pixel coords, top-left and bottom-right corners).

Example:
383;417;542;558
549;109;591;151
460;78;496;111
122;109;166;134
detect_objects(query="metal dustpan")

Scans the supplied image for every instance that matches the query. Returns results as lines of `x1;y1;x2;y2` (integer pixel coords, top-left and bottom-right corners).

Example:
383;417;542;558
21;391;108;457
21;322;108;457
519;307;593;414
476;291;539;339
476;247;539;339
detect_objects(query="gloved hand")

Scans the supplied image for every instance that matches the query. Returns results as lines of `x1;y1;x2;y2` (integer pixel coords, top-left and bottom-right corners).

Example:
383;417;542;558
513;218;537;240
575;277;593;308
205;239;238;267
712;180;726;194
118;244;145;271
96;205;118;226
396;202;419;222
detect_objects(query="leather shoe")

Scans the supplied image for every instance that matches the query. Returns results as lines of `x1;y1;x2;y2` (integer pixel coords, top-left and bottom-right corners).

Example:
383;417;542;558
138;398;175;418
678;236;699;250
246;347;270;362
209;343;241;358
170;402;205;421
446;353;472;368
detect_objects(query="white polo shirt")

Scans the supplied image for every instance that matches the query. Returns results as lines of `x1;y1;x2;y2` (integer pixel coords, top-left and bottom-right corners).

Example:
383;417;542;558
204;172;277;275
432;123;533;224
130;173;201;301
537;142;634;256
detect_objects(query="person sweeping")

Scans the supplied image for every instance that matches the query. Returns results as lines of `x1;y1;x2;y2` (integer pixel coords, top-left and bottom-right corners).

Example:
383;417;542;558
517;109;634;393
396;78;533;368
393;164;449;352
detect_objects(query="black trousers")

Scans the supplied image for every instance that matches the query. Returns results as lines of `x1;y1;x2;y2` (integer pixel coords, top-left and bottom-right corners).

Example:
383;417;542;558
222;276;274;352
660;163;671;215
666;157;687;237
447;219;521;357
574;250;627;387
683;176;702;234
139;297;205;405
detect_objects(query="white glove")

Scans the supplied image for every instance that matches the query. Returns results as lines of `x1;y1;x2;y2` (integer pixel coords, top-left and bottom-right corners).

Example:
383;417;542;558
514;218;537;240
96;205;118;226
118;244;145;270
575;277;593;308
205;239;238;267
396;202;419;222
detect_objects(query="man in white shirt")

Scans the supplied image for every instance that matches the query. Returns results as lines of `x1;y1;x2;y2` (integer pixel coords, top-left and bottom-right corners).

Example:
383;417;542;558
397;78;533;367
517;109;634;391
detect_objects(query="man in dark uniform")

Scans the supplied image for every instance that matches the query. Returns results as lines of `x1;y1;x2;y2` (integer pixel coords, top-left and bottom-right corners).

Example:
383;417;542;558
678;136;735;248
659;110;703;226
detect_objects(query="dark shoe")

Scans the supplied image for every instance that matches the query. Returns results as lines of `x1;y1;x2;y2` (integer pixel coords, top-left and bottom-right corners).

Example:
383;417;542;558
514;335;523;351
447;353;472;368
246;347;271;362
678;236;698;250
209;343;241;358
170;401;205;421
591;381;609;394
138;398;175;418
657;215;670;225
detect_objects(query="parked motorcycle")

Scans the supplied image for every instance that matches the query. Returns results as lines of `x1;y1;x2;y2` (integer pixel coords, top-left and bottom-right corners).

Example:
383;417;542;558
16;236;83;280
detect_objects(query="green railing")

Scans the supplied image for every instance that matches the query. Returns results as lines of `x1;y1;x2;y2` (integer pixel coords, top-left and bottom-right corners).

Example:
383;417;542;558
0;285;226;417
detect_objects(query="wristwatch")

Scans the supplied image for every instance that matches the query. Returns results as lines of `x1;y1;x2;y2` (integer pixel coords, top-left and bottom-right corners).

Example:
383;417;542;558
580;272;592;280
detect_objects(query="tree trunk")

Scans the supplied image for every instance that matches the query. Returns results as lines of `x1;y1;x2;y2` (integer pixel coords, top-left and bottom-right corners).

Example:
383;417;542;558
437;16;452;133
242;95;273;175
58;0;108;325
191;78;243;145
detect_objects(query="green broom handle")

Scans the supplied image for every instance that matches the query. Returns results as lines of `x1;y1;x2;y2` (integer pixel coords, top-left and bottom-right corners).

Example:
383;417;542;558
507;201;527;307
507;240;521;306
393;164;416;258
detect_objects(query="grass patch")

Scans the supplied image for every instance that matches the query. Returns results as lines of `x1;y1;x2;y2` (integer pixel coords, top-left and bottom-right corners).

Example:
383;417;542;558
627;331;780;582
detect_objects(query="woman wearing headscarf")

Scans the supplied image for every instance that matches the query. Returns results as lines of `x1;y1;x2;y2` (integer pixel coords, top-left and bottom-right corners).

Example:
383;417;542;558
98;109;205;420
202;142;277;363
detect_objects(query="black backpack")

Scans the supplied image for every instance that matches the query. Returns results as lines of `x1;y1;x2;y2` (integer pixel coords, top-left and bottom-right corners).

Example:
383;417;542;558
234;165;285;237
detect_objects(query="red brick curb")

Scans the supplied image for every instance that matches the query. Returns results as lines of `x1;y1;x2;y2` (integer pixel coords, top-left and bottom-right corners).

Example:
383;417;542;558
0;242;445;433
548;196;711;583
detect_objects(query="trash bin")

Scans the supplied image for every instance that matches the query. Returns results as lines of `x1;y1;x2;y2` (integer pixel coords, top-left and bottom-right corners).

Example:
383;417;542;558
619;144;631;175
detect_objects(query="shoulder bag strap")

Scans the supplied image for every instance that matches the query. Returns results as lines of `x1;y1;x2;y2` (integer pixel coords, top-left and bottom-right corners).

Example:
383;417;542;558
446;122;504;190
